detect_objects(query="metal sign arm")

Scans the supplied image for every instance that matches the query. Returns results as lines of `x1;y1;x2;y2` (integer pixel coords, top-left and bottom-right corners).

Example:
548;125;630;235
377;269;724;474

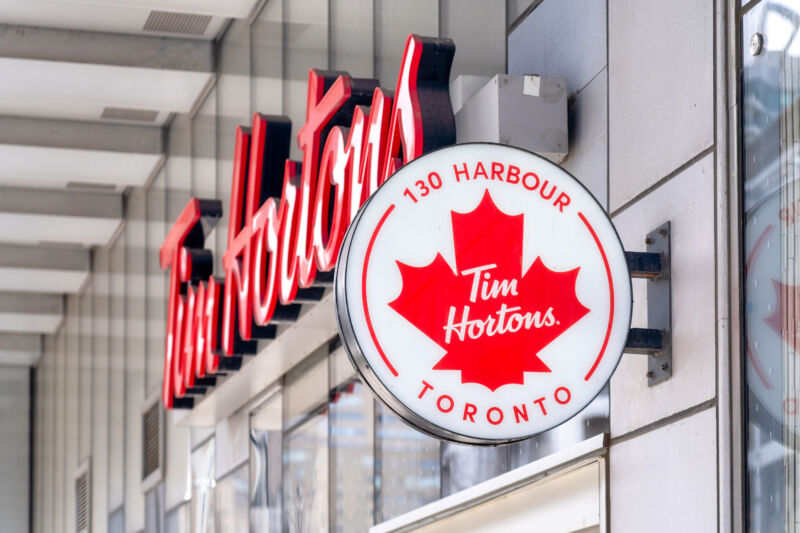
624;222;672;386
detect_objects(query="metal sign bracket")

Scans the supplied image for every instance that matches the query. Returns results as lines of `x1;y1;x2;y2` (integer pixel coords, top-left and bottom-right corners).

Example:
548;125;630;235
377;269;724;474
624;221;672;386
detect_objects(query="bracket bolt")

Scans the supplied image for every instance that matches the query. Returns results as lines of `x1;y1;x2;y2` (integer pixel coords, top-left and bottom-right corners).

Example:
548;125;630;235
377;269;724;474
646;371;654;378
645;237;653;245
750;33;764;56
661;363;669;371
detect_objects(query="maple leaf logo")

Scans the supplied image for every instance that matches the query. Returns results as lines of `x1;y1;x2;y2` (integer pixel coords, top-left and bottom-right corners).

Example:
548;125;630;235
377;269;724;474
389;190;590;391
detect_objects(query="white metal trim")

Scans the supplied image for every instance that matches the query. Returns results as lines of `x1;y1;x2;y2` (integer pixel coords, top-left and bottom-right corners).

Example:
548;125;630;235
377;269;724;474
370;433;608;533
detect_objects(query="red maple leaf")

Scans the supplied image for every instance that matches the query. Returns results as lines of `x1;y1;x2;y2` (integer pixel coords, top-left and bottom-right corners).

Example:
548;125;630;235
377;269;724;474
389;190;590;391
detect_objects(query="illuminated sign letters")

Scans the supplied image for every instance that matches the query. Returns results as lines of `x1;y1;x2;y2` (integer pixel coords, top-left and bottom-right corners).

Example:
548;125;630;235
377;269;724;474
160;35;456;409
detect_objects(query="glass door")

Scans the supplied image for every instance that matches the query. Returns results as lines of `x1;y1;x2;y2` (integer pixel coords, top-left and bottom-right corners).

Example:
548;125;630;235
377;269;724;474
742;1;800;530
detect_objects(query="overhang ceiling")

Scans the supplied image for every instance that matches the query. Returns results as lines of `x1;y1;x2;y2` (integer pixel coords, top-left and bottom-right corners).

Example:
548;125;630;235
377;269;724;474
0;0;262;365
0;0;239;38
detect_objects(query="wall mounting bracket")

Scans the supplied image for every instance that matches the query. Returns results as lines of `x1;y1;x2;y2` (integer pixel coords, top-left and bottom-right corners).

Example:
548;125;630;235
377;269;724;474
624;221;672;386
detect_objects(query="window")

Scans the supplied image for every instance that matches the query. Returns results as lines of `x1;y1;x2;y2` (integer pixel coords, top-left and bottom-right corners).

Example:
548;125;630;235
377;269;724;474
375;403;441;522
330;381;374;531
191;438;215;533
283;413;328;532
165;502;190;533
441;442;508;497
283;354;330;532
742;1;800;530
250;394;283;532
215;464;249;533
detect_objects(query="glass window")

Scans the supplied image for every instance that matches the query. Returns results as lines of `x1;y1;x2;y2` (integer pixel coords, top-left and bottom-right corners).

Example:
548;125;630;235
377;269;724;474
283;353;330;533
375;403;440;522
166;502;190;533
108;506;124;533
216;464;249;533
191;438;216;533
742;2;800;531
441;443;508;497
330;381;374;531
509;385;609;469
145;484;166;533
283;412;328;533
250;393;283;532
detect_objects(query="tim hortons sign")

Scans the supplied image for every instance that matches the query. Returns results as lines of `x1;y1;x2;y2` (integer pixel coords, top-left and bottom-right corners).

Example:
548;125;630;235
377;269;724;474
335;143;633;444
159;35;456;409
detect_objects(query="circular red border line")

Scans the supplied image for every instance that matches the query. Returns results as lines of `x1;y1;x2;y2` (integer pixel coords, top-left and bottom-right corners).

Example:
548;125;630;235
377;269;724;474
744;224;775;390
578;211;615;381
362;204;398;376
745;224;773;275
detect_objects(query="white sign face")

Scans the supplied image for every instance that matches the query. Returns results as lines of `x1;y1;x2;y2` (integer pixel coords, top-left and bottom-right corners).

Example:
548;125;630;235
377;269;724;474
335;143;632;444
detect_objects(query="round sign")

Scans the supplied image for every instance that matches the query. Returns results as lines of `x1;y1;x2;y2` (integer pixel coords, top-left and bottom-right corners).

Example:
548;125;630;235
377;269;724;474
335;143;632;444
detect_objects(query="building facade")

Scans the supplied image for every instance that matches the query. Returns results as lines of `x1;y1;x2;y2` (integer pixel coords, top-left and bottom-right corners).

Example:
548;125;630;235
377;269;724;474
0;0;788;531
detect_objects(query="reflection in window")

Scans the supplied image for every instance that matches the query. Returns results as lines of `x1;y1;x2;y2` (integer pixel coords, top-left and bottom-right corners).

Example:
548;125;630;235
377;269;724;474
330;381;374;531
108;506;124;533
250;394;283;532
283;412;329;533
375;403;440;522
165;502;190;533
216;464;249;533
191;438;215;533
742;2;800;530
441;443;508;497
510;386;608;469
145;484;165;533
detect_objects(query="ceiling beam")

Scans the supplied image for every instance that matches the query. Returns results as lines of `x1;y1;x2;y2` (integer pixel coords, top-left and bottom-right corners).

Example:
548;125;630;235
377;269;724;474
0;24;213;72
0;291;63;334
0;332;42;366
0;332;41;353
0;186;122;219
0;291;63;315
62;0;258;19
0;115;163;154
0;243;90;271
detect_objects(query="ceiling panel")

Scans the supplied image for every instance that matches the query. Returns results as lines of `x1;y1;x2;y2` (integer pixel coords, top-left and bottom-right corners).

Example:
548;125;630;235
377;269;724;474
0;57;212;123
0;333;41;366
0;144;162;190
0;350;40;366
0;212;121;246
62;0;260;19
0;313;61;334
0;102;169;126
0;268;89;293
0;0;229;38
